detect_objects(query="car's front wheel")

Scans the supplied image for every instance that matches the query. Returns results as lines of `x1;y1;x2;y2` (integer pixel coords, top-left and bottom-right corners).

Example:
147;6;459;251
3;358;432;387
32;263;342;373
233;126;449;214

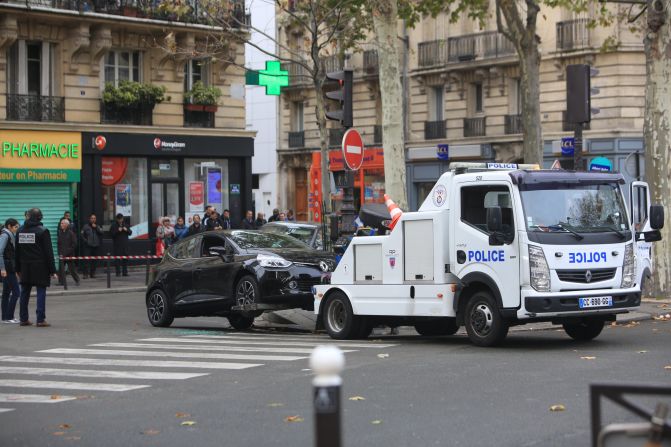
146;289;174;327
228;314;255;331
563;319;605;341
464;291;509;347
323;291;363;340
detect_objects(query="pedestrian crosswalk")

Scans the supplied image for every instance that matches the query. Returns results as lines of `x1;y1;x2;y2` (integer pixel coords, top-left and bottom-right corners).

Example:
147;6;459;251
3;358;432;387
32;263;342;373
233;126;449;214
0;331;398;414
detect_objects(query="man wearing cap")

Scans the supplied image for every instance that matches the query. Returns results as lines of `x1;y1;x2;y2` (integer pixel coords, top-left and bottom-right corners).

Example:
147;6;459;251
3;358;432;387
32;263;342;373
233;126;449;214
16;208;57;327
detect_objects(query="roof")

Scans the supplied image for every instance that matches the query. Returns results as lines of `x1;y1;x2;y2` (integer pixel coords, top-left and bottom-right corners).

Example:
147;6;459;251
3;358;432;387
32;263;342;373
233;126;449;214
509;170;626;187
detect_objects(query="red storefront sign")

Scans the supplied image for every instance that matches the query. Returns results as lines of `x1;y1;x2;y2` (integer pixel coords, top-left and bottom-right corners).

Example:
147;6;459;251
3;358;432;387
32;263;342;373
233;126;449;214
101;157;128;186
189;181;204;212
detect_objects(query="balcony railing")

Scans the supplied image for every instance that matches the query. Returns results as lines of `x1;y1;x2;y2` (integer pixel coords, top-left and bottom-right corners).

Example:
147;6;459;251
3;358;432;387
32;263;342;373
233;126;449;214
556;19;590;51
14;0;250;27
100;101;153;125
282;62;311;87
562;110;591;132
183;106;215;128
464;117;486;137
329;128;345;147
288;131;305;148
363;50;379;76
6;94;64;122
418;40;449;68
321;55;342;74
373;125;382;145
424;120;446;140
448;32;515;63
504;114;522;134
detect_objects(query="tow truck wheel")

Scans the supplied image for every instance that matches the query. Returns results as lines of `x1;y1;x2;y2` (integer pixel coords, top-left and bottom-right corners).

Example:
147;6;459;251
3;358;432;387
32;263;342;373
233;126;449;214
414;319;459;336
228;314;255;331
464;291;509;347
562;319;605;341
323;292;362;340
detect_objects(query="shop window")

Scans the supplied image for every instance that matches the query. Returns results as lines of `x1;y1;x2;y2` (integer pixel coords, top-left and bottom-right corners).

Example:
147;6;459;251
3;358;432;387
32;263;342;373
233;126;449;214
101;157;149;239
151;159;179;178
183;159;230;223
104;51;141;86
184;59;210;91
363;168;385;204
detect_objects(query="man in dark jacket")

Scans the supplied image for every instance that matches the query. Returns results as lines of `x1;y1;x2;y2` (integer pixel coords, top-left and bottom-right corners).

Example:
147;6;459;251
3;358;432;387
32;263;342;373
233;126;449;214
221;209;232;229
241;210;256;229
16;208;57;327
81;213;103;279
110;213;132;277
57;217;80;286
187;214;204;236
268;208;280;222
1;218;20;323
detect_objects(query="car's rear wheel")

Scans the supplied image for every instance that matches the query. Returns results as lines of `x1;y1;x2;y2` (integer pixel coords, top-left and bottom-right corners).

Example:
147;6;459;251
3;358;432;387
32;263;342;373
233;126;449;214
323;291;362;340
563;318;605;341
415;318;459;336
146;289;174;327
228;314;255;331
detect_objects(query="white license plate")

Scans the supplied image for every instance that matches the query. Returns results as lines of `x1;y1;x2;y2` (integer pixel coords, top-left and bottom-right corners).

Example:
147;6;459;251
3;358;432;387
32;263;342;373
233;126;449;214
579;296;613;309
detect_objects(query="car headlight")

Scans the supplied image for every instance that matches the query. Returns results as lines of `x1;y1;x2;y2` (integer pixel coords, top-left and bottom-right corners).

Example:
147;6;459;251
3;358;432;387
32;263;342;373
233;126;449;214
529;245;551;292
257;254;293;268
620;243;635;289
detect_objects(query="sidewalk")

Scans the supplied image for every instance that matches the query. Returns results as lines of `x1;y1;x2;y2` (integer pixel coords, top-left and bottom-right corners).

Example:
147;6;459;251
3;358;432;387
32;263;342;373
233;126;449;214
44;266;148;297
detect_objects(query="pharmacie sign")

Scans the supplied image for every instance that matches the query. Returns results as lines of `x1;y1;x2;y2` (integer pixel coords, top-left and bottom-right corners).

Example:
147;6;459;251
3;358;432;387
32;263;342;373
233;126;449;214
0;130;82;182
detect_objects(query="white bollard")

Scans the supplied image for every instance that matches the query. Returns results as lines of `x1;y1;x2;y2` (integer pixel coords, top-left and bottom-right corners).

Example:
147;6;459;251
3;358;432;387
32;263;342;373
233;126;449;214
310;345;345;447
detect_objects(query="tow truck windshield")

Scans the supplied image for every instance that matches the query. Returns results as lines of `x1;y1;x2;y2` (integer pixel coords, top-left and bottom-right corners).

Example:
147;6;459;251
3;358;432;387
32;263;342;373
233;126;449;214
521;183;629;234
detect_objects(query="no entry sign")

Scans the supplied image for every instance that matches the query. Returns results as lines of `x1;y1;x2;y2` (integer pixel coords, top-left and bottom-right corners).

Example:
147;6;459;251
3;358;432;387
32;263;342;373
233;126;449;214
342;128;364;171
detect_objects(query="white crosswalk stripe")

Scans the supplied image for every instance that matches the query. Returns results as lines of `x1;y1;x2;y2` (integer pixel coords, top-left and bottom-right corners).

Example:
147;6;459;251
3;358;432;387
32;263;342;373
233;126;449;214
38;348;308;362
0;408;14;413
141;337;397;349
180;333;398;345
0;366;208;380
90;342;357;354
0;356;262;370
0;393;77;403
0;380;149;392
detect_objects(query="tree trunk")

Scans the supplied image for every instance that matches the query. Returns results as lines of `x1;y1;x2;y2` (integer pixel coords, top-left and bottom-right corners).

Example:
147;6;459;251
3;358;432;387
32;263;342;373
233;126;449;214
518;40;542;165
371;0;408;210
643;0;671;296
314;79;332;215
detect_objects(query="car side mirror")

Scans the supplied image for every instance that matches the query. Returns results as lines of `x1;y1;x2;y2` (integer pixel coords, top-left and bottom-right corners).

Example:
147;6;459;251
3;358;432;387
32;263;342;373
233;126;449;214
650;205;664;230
487;206;502;233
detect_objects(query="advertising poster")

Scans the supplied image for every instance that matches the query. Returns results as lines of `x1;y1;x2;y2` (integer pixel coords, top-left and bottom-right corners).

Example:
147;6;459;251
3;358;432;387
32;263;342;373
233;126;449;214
207;168;222;205
189;181;204;213
115;183;132;216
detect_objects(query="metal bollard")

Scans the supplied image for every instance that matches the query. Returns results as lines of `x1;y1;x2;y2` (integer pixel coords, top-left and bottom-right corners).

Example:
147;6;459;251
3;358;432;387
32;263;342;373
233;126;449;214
145;250;151;285
106;253;111;289
310;345;344;447
60;258;68;291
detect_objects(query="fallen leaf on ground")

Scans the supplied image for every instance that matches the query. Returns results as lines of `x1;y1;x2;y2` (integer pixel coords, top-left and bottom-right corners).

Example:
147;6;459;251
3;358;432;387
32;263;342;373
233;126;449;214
59;424;71;429
637;350;648;354
53;432;66;436
610;322;618;327
50;395;61;400
653;314;671;321
180;421;197;426
664;365;671;370
284;415;304;423
349;396;366;401
658;304;670;309
377;353;389;359
580;356;596;360
371;420;383;425
175;412;191;418
143;429;160;436
623;321;640;328
267;403;284;408
549;404;566;412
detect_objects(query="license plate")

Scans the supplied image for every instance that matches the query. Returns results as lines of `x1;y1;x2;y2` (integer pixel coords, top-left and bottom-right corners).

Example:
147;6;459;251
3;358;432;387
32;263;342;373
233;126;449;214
579;296;613;309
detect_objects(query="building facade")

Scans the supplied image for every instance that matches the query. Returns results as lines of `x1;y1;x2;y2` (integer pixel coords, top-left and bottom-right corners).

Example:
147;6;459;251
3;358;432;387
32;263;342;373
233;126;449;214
277;5;646;214
0;0;254;255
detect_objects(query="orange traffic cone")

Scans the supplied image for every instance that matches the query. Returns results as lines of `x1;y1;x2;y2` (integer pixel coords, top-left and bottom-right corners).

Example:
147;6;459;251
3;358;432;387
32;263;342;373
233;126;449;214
384;194;403;231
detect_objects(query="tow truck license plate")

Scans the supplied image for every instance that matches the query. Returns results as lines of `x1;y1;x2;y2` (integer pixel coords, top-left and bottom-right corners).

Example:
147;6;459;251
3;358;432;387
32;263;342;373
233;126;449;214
579;296;613;309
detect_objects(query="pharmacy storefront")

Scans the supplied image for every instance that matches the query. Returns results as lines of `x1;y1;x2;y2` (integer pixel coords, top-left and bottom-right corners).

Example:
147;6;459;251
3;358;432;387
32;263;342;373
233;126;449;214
0;130;81;246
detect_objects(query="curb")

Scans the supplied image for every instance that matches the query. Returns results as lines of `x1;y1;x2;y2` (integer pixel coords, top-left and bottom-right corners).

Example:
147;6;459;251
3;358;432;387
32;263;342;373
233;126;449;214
34;286;147;297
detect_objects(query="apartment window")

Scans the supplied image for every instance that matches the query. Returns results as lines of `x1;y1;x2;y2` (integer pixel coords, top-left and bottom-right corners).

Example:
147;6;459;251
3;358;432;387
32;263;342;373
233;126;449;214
7;41;56;96
184;60;210;91
291;101;304;131
509;78;522;115
104;51;141;86
474;83;483;113
429;86;444;121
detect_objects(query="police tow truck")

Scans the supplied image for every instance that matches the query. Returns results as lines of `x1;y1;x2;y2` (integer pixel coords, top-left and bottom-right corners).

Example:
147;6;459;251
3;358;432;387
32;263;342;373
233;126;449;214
313;163;664;346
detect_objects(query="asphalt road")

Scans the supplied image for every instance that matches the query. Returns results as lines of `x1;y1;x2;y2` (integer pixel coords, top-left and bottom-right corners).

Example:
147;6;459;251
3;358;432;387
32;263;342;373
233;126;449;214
0;291;669;447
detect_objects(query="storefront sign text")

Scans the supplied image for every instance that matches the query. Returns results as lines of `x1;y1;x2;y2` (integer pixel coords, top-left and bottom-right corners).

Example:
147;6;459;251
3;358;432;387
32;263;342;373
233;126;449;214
0;130;82;172
0;168;80;182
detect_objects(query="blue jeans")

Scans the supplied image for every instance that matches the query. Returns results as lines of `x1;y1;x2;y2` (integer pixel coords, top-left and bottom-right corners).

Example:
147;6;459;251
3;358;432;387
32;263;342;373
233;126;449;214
19;285;46;323
1;274;20;320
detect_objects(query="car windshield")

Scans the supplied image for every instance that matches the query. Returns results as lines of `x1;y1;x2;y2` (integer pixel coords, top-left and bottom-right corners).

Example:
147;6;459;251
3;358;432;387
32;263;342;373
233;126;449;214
520;183;629;233
229;230;311;249
262;225;316;245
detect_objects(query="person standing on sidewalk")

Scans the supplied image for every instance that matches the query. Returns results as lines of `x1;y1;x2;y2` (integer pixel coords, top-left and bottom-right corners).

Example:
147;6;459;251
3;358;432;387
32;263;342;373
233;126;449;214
16;208;57;327
242;210;256;229
174;217;188;240
187;214;204;236
57;217;80;286
81;214;103;279
110;213;132;277
0;218;20;323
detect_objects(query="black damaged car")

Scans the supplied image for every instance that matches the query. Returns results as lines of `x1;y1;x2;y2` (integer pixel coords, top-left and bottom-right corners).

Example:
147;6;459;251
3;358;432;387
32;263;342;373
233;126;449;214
145;230;336;330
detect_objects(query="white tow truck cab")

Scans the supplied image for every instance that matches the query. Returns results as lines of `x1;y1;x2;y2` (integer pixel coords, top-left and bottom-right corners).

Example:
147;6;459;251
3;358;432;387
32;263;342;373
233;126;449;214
313;163;665;347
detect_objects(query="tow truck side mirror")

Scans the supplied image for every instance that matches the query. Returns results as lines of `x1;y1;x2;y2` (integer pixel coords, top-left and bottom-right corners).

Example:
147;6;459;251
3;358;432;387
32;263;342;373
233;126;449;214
486;206;502;233
650;205;664;230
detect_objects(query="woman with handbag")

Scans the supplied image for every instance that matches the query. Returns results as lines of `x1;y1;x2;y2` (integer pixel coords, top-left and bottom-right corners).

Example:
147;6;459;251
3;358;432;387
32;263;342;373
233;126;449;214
155;217;176;256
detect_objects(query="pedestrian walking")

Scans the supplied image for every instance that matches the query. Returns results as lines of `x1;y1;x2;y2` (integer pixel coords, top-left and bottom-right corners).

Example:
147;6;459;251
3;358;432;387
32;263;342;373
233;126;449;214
57;217;80;286
81;213;103;279
255;212;267;228
110;213;132;277
174;217;188;240
187;214;204;236
1;218;20;323
16;208;57;327
155;217;176;256
242;210;256;229
268;208;280;222
221;209;232;229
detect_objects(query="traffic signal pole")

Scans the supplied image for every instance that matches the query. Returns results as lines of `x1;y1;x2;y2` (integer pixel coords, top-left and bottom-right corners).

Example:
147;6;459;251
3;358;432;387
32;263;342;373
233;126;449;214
573;122;584;171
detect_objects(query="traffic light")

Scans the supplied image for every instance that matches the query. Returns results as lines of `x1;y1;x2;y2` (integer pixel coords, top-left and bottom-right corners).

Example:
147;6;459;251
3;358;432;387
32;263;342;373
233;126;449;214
566;64;599;124
324;69;353;128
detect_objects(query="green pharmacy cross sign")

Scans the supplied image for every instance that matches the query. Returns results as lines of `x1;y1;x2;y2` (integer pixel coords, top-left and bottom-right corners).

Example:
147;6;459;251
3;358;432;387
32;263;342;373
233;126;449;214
245;61;289;96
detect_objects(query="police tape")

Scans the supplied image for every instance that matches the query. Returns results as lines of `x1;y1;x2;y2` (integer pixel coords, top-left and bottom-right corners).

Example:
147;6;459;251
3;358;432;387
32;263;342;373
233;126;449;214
59;255;163;260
